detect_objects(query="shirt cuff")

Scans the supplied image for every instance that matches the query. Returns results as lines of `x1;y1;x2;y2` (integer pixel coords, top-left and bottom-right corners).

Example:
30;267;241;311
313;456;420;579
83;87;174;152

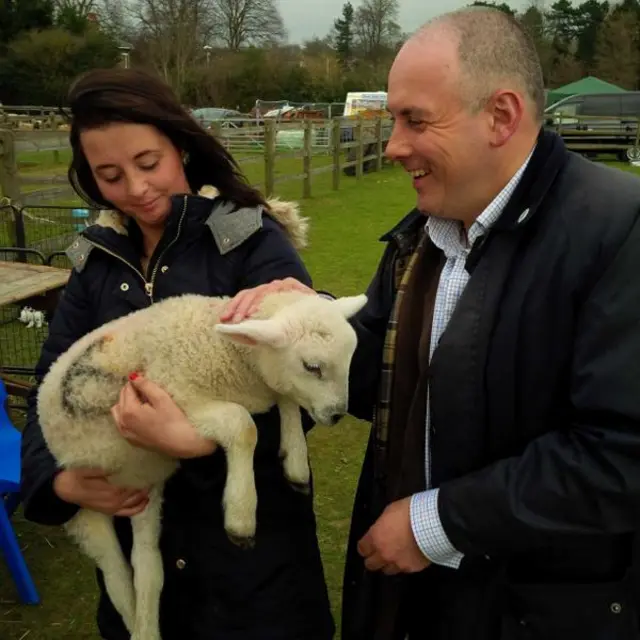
410;489;464;569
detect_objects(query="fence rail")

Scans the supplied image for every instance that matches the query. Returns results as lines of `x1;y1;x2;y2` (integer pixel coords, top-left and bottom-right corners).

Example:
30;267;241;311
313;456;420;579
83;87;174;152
0;116;393;250
0;117;391;212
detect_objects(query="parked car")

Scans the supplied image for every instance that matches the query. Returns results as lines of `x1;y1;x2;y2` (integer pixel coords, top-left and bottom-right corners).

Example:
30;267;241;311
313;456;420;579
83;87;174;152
190;107;246;128
544;92;640;161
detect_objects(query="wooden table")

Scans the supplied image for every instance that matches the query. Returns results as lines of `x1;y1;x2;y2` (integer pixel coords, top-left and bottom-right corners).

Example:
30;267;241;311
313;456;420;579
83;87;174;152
0;260;70;310
0;261;70;397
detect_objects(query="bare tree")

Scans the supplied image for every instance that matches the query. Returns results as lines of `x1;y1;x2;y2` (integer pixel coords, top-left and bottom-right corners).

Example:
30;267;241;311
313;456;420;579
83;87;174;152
133;0;217;99
210;0;286;50
95;0;135;40
353;0;400;64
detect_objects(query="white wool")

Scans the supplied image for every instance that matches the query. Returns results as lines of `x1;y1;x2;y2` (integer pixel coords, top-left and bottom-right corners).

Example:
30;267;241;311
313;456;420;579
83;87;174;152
37;290;366;640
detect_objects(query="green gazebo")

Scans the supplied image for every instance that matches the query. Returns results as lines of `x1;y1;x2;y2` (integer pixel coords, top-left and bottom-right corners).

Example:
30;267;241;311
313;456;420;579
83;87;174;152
546;76;627;108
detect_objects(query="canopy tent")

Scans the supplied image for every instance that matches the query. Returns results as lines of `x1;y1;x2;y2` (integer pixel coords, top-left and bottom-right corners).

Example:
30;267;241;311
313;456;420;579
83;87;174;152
546;76;627;108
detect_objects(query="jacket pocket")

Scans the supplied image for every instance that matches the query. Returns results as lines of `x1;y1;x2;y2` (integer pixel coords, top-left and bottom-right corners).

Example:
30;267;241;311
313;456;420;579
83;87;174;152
500;575;640;640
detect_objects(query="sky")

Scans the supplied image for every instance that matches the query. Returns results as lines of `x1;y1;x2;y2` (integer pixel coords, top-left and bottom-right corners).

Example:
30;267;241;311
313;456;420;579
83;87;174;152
278;0;532;44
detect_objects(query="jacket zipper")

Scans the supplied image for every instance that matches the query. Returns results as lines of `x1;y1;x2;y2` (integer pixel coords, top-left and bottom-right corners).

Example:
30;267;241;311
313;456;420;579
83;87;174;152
83;195;188;304
145;195;188;300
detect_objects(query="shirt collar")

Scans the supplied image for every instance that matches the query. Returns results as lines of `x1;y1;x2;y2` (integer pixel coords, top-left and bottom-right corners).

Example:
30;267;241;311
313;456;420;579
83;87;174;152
426;148;535;258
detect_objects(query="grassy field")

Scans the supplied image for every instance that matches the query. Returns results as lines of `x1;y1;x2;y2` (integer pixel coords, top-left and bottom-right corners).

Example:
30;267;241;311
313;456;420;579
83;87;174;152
0;150;414;640
2;149;640;639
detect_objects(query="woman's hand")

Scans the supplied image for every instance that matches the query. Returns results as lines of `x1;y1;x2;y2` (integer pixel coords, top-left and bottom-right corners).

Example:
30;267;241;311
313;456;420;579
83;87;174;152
53;468;150;517
111;374;217;459
220;277;316;323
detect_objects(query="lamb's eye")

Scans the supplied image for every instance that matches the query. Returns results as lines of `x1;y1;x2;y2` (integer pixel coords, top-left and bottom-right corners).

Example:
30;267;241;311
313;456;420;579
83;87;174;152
303;361;322;378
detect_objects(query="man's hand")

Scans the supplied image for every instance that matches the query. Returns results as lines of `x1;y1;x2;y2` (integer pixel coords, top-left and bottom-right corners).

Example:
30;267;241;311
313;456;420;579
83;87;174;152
111;373;217;459
219;278;315;323
357;496;431;575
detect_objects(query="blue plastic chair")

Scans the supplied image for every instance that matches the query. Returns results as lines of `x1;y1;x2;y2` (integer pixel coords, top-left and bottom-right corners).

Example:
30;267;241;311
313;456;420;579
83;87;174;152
0;380;39;604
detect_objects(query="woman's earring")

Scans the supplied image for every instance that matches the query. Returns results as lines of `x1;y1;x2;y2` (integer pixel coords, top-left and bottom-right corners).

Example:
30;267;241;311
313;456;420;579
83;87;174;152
182;151;189;164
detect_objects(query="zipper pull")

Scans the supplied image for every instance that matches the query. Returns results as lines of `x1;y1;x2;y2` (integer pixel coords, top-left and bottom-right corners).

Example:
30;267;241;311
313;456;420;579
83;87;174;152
145;282;153;297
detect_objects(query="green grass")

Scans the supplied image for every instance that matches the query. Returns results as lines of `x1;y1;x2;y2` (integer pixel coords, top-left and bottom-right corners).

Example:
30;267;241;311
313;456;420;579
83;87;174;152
2;149;640;639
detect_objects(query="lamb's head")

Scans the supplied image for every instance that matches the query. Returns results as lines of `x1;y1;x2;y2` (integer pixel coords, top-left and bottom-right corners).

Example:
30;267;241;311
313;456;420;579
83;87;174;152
215;293;367;425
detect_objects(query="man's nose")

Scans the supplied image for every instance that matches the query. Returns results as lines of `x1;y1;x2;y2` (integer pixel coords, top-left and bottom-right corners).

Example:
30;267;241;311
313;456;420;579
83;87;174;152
385;124;411;161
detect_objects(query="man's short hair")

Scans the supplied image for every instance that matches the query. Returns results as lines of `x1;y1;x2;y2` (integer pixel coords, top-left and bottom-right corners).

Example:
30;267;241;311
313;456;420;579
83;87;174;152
416;7;545;122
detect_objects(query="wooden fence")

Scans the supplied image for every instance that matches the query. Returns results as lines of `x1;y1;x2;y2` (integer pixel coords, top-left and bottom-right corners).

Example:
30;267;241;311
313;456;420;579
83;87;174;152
0;116;393;248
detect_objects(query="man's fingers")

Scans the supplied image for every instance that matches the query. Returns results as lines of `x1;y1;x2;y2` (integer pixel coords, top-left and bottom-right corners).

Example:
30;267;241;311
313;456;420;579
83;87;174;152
220;290;252;321
382;564;401;576
364;552;387;572
357;533;374;558
231;289;267;322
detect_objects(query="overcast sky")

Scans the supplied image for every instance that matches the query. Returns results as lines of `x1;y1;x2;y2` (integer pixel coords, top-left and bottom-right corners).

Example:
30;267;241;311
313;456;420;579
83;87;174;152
278;0;532;43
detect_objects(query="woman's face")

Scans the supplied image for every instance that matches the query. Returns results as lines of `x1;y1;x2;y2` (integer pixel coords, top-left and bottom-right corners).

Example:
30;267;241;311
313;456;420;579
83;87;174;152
80;122;191;229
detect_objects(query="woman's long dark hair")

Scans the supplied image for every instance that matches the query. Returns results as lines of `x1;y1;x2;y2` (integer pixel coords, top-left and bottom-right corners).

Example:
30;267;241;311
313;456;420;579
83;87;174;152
66;67;266;210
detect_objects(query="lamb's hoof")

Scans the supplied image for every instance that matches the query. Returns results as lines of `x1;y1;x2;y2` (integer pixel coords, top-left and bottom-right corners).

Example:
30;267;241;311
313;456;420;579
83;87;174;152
227;532;256;549
288;480;311;495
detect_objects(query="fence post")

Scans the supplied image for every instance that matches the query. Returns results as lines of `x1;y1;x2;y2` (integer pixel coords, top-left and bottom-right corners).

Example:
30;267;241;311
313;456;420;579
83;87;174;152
0;129;21;246
375;117;383;172
332;118;341;191
303;120;312;198
264;119;275;197
356;117;364;179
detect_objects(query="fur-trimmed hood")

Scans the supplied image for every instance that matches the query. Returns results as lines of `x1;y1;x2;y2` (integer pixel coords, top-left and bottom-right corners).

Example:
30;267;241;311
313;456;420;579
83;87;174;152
92;185;309;250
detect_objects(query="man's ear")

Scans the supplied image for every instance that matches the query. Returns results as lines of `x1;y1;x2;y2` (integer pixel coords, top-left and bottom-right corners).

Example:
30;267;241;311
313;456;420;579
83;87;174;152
215;318;289;348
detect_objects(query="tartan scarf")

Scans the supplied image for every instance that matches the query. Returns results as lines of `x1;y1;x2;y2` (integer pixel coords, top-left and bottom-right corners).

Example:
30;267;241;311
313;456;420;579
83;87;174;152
371;227;429;487
364;224;446;640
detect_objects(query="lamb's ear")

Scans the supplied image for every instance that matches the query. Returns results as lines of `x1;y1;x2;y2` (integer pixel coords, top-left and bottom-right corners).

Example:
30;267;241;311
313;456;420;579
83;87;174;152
332;294;367;319
215;319;289;348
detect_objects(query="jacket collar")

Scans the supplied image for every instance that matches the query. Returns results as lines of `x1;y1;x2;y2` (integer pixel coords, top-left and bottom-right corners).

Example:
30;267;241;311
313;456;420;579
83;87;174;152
379;129;569;252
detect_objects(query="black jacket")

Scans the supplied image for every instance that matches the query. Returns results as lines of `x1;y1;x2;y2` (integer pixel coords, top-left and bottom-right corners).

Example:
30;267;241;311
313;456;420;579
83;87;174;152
343;130;640;640
21;193;334;640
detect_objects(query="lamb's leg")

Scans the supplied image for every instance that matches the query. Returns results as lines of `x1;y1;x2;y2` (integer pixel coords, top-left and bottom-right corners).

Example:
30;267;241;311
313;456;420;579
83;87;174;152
187;401;258;546
65;509;135;633
129;485;164;640
277;399;310;493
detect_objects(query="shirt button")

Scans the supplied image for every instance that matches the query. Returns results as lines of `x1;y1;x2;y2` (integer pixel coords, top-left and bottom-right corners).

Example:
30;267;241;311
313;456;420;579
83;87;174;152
120;283;129;291
176;558;186;570
611;602;623;614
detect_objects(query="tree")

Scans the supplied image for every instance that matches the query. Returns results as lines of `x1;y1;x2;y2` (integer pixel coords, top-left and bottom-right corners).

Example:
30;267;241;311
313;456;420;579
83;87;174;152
53;0;98;34
135;0;217;100
210;0;286;50
334;2;355;69
593;10;640;88
470;1;515;15
353;0;400;65
0;27;120;104
547;0;580;54
574;0;609;69
0;0;54;48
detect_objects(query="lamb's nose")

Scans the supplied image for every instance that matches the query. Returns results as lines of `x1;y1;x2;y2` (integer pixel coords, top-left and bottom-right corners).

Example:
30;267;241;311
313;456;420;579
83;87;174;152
330;413;345;426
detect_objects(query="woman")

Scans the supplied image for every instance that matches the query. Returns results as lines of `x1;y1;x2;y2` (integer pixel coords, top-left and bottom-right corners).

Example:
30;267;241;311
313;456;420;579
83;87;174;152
20;67;334;640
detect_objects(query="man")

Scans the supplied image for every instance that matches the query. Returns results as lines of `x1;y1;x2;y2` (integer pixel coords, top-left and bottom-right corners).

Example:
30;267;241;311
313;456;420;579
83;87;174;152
223;7;640;640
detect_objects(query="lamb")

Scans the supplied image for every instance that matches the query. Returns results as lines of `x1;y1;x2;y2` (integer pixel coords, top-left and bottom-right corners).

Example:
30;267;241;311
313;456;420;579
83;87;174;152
37;287;366;640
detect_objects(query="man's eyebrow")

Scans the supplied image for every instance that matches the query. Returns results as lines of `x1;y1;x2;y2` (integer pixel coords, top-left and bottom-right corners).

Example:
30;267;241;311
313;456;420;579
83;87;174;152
95;149;159;171
399;107;430;118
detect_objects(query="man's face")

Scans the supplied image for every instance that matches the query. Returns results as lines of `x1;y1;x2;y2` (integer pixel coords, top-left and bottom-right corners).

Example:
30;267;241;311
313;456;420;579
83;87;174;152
385;35;495;221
